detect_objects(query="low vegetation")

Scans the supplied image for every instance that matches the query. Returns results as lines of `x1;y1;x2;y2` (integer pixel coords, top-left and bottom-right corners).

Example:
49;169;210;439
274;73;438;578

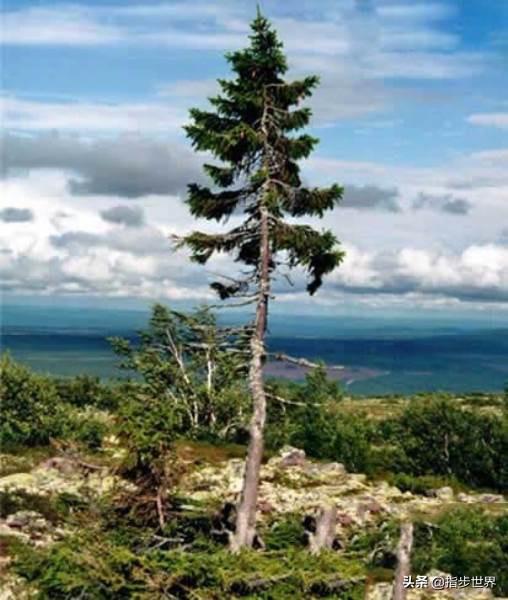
1;304;507;597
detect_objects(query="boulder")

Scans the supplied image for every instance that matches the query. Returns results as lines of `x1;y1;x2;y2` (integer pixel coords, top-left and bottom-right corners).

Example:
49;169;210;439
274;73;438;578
430;486;454;502
479;494;504;504
0;510;67;548
6;511;47;532
279;446;307;467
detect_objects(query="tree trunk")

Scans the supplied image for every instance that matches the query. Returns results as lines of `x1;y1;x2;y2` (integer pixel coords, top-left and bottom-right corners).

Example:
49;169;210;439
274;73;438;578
308;505;338;554
392;521;414;600
230;204;271;552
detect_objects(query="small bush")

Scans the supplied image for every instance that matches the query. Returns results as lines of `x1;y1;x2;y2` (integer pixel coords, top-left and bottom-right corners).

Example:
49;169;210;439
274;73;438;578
267;368;376;473
14;533;145;599
0;354;63;447
268;390;507;490
0;355;111;451
387;473;462;495
389;399;508;491
55;375;122;411
62;410;110;450
0;489;85;524
413;507;508;595
13;530;366;599
264;514;306;550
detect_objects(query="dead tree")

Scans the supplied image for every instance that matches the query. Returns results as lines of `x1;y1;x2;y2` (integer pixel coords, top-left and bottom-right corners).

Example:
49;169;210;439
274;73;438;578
392;521;414;600
308;504;338;554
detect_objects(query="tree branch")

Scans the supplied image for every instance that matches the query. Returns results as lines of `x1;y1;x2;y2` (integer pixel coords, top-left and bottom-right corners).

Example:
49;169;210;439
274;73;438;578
269;352;344;371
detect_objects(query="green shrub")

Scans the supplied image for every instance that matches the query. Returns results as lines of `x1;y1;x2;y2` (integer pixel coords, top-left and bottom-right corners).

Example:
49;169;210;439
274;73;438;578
0;488;85;524
387;473;462;495
268;391;506;490
55;375;122;410
115;392;179;476
0;354;111;451
13;530;366;599
14;533;145;599
413;507;508;595
0;354;63;447
109;304;250;441
62;409;110;450
389;399;508;491
267;368;376;472
264;514;306;550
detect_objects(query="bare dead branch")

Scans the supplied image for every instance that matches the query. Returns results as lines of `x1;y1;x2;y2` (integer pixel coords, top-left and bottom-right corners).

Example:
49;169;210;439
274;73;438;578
266;392;327;408
269;352;344;371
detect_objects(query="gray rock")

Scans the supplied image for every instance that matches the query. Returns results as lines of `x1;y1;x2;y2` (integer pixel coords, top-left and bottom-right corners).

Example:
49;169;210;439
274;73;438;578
431;486;454;501
278;446;307;467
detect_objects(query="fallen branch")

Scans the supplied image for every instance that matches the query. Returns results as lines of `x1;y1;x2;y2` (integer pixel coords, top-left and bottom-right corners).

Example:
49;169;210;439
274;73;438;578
156;486;166;530
229;574;291;595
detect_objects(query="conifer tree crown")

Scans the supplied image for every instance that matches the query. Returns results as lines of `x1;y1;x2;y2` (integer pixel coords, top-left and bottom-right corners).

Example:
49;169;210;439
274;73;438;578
181;12;344;296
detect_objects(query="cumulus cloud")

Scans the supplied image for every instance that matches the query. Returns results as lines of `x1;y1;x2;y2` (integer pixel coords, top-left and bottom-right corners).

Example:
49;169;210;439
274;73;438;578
0;207;34;222
412;192;471;215
2;133;203;197
100;205;144;227
325;243;508;303
1;166;507;306
5;224;508;304
341;185;401;212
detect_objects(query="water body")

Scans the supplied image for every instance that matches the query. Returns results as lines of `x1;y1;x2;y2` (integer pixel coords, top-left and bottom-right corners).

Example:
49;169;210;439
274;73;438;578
2;303;507;395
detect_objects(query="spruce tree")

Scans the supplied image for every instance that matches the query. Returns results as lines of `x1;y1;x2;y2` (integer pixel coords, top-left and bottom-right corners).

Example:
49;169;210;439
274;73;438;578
179;10;344;550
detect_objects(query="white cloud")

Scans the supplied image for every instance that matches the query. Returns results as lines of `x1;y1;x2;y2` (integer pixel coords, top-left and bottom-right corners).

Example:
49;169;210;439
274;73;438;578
1;1;493;126
1;6;124;46
470;149;508;163
0;173;209;298
1;1;506;311
467;113;508;129
375;3;456;21
1;97;185;133
325;243;508;302
2;165;508;306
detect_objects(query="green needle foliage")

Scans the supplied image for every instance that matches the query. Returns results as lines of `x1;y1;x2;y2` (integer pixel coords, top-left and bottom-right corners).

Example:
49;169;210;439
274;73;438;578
179;9;344;298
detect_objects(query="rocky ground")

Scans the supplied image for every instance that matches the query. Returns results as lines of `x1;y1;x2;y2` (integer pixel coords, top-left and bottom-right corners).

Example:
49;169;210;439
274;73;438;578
0;445;506;599
182;445;506;524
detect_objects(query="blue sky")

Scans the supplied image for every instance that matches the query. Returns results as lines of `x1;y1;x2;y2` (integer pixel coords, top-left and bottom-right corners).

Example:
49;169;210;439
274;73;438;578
1;0;508;314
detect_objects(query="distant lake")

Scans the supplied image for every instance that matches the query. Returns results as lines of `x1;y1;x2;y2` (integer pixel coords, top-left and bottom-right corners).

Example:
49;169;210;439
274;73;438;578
2;303;507;395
